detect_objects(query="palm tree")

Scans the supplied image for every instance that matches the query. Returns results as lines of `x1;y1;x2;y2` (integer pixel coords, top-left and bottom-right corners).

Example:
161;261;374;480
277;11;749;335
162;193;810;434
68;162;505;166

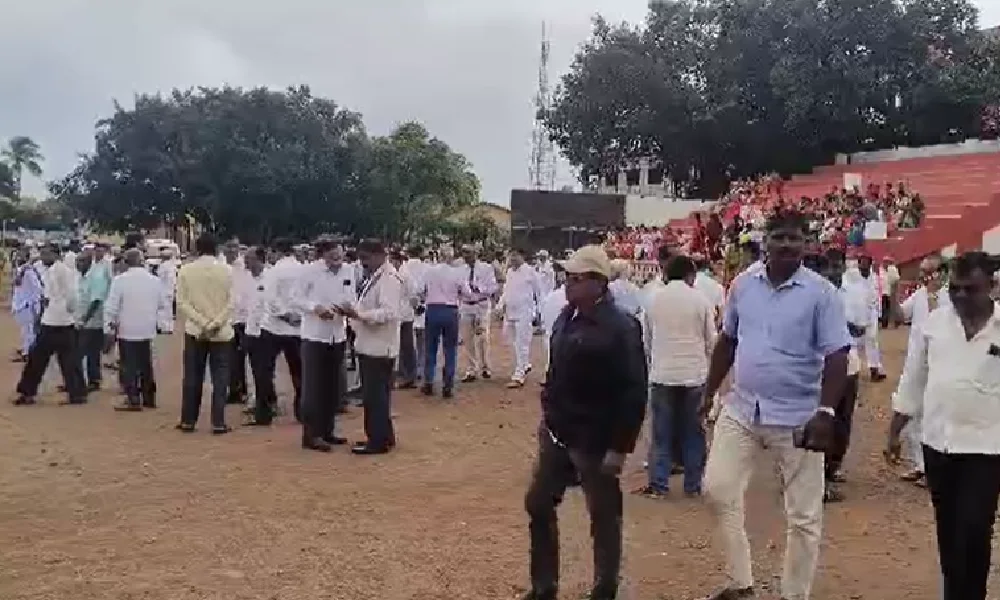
0;162;14;200
1;136;43;202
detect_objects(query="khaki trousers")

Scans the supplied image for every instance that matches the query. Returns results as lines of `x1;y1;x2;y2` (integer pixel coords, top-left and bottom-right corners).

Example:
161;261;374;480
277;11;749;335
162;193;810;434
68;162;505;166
461;308;491;376
704;407;825;600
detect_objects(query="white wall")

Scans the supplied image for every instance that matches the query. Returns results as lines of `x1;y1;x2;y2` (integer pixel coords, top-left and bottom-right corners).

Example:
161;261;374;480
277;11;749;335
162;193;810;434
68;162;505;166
836;139;1000;165
624;196;716;226
981;224;1000;254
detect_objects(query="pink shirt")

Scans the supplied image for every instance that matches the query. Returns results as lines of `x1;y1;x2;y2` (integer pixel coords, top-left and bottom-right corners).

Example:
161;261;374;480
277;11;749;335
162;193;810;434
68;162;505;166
423;263;469;306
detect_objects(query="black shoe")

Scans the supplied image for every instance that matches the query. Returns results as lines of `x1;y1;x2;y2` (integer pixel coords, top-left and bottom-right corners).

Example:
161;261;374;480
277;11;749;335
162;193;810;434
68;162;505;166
87;382;101;393
481;369;492;380
461;373;477;383
588;585;618;600
211;425;232;435
396;380;417;390
351;442;390;455
12;395;36;406
521;590;557;600
322;435;349;446
420;383;434;396
243;417;272;427
57;385;67;393
302;438;332;453
442;387;454;399
142;399;157;409
113;402;142;412
175;423;196;433
705;587;755;599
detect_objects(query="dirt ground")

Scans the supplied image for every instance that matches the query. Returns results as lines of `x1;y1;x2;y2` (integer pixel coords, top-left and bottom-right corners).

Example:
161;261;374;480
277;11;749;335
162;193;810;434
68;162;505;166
0;317;969;600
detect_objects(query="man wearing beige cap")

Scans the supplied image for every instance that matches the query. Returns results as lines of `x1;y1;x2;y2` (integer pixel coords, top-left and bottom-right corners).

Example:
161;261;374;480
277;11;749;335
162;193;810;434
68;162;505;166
522;244;647;600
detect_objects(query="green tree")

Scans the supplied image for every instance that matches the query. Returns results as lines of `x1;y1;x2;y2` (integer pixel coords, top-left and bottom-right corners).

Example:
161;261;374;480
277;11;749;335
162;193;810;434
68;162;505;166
0;162;14;200
1;136;44;202
544;0;999;195
361;122;480;240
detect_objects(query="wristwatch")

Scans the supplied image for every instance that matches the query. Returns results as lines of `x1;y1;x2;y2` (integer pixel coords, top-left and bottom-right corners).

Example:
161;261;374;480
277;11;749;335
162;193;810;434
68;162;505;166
816;406;836;417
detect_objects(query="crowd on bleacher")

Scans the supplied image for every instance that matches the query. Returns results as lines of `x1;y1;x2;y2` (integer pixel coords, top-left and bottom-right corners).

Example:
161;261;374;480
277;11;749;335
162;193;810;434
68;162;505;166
605;173;926;282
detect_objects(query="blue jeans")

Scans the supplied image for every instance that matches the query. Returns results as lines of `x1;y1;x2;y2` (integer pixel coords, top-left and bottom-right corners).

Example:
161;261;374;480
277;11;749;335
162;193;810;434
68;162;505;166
424;304;459;388
648;384;706;493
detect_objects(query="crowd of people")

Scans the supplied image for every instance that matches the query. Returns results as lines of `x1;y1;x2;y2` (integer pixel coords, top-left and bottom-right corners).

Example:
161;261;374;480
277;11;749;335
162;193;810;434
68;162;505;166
8;206;995;600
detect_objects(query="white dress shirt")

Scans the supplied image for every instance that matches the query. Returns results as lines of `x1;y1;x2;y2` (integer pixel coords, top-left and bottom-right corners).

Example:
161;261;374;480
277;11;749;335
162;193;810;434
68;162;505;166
540;286;567;335
646;280;716;386
694;271;725;313
398;258;427;323
104;267;169;340
499;263;541;321
836;279;870;376
458;260;499;314
609;278;643;318
423;262;468;307
244;272;268;337
894;303;1000;455
535;260;556;295
40;261;78;326
900;286;951;351
230;263;255;325
294;260;357;344
261;256;304;337
352;262;404;358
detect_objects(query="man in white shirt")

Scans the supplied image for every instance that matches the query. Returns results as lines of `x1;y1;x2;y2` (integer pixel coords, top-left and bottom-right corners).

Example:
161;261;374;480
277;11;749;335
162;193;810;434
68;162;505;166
459;246;499;382
694;257;726;325
879;256;900;328
157;246;179;332
396;245;427;388
849;253;886;381
636;255;715;497
14;244;87;405
498;248;541;388
608;259;642;319
420;246;469;398
539;270;567;376
817;249;869;502
259;238;305;421
103;249;169;411
241;247;271;424
293;239;356;452
337;240;403;455
887;251;1000;600
894;257;949;484
11;248;44;362
227;241;252;405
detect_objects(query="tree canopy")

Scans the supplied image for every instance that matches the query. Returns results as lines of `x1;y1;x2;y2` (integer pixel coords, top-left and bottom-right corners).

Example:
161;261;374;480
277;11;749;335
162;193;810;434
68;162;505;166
53;85;481;242
1;136;44;203
545;0;1000;197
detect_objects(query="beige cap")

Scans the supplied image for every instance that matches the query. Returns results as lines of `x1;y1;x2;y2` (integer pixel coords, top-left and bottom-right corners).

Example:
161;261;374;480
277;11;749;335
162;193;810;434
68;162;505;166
563;245;613;279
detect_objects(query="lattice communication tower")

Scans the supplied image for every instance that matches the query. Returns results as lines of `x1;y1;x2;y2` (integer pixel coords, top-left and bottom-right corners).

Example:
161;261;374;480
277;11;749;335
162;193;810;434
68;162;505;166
528;22;557;191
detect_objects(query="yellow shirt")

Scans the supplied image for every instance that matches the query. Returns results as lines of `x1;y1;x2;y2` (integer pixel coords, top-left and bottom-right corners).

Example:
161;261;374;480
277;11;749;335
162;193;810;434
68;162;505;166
176;255;234;342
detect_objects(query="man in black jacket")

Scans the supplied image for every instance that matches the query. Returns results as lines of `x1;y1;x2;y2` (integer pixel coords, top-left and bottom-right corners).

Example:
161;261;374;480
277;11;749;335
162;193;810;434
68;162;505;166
522;245;648;600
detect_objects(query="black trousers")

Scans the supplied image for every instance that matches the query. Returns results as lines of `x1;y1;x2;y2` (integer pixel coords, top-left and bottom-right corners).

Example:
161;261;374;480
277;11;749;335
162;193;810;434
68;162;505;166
259;331;303;421
358;354;395;449
16;325;86;400
825;373;859;479
924;445;1000;600
78;328;104;386
119;339;155;406
525;425;622;598
180;335;229;428
247;335;275;424
228;323;248;402
301;340;346;441
397;321;417;383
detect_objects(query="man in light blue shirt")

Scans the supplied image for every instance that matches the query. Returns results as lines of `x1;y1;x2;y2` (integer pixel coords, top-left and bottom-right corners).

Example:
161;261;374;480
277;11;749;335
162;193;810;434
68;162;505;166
698;211;851;600
76;248;112;391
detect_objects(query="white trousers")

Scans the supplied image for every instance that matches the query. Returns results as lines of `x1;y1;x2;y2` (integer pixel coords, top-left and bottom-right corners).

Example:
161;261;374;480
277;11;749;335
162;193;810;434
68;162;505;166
903;419;924;472
859;309;882;370
13;308;37;354
461;308;491;375
503;318;533;379
704;407;825;600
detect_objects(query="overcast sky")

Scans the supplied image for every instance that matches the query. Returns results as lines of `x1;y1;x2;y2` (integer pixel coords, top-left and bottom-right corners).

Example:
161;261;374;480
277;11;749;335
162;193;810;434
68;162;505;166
2;1;998;207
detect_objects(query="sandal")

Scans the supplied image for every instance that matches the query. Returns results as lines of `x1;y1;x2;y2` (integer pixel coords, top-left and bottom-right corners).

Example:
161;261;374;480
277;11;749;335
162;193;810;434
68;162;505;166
900;470;924;482
175;423;195;433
